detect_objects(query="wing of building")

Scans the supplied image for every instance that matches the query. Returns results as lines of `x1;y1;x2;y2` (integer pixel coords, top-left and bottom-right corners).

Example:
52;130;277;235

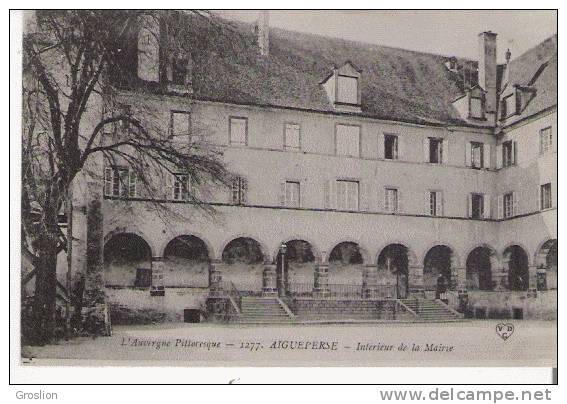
73;11;556;323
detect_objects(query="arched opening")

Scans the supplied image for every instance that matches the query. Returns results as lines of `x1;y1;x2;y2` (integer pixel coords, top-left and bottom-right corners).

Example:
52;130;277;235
377;244;410;299
536;239;557;290
221;237;264;292
278;240;317;285
163;235;210;287
503;245;529;291
104;233;152;287
466;247;494;290
328;242;364;285
423;245;454;292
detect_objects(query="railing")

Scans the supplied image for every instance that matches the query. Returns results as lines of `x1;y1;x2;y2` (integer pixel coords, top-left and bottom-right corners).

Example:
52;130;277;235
222;281;242;313
288;283;397;299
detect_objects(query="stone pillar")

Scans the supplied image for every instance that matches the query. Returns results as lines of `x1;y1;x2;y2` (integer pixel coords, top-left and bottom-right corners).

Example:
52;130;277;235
150;257;165;296
408;265;424;294
493;262;508;291
208;259;223;297
362;264;379;299
262;264;277;296
528;265;538;297
449;254;460;290
313;263;330;298
456;267;467;291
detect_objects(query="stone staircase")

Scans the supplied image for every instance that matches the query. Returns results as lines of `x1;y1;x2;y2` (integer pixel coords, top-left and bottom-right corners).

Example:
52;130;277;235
235;297;294;324
400;298;463;322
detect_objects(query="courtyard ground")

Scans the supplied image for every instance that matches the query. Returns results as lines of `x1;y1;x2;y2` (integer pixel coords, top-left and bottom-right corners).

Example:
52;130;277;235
22;320;556;367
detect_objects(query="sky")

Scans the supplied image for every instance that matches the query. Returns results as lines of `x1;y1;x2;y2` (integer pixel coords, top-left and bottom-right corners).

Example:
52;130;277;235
215;10;557;63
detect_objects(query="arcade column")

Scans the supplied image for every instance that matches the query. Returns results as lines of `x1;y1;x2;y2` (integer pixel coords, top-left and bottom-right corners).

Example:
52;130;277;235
313;263;330;298
262;263;277;296
362;264;379;298
208;258;223;297
408;265;424;295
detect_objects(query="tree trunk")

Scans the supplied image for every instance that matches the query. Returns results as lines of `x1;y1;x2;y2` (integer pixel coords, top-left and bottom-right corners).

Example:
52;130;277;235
30;240;59;345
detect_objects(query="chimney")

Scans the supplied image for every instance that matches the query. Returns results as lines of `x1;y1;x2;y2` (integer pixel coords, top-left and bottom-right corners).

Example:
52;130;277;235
478;31;498;113
503;48;512;88
256;10;270;57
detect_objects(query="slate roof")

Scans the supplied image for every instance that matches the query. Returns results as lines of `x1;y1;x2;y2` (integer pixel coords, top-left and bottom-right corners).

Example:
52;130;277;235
118;14;556;129
500;34;557;126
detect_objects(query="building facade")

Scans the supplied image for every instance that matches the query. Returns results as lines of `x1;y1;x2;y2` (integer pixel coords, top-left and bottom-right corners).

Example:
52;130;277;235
73;13;557;321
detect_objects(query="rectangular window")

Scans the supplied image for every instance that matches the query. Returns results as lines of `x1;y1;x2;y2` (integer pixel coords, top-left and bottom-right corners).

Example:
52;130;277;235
470;97;483;118
540;127;552;155
470;193;484;219
104;166;136;198
171;58;188;85
500;99;507;120
171;111;191;137
284;123;301;151
505;94;515;116
229;117;248;146
471;142;484;168
429;191;443;216
118;104;132;134
384;188;398;213
384;134;399;160
503;192;514;218
231;176;247;205
336;124;360;157
429;138;443;164
337;75;358;104
173;174;190;201
285;181;300;208
502;140;515;167
336;180;359;211
541;183;552;210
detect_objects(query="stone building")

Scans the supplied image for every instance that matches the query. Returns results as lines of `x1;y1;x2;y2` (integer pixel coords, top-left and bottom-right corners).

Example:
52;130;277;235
69;12;557;322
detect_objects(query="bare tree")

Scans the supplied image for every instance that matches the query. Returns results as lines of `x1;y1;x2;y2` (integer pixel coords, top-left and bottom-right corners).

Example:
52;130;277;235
22;10;243;345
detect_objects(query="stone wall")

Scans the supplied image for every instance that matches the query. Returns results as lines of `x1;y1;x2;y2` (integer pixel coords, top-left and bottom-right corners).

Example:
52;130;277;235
290;299;403;321
464;290;556;320
106;287;209;324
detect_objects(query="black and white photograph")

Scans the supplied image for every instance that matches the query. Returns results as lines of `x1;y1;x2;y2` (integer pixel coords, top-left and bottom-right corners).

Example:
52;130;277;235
10;7;557;382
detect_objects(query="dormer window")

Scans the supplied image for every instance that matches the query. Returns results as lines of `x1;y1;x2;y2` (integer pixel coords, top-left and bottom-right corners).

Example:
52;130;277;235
470;97;483;119
337;75;358;105
321;61;362;113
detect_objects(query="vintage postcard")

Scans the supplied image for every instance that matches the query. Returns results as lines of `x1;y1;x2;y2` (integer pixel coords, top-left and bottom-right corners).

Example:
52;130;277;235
15;9;557;370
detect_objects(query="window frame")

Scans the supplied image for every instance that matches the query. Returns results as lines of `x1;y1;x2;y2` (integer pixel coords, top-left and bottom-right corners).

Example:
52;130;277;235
335;123;361;158
470;141;484;169
336;74;359;105
429;137;444;164
384;187;399;214
336;179;360;211
284;180;301;208
384;133;399;160
470;193;485;219
229;116;248;146
104;166;137;198
429;190;443;217
503;192;514;219
539;127;552;155
283;122;301;151
173;173;190;201
502;140;514;167
170;110;191;139
540;183;552;210
231;176;247;205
